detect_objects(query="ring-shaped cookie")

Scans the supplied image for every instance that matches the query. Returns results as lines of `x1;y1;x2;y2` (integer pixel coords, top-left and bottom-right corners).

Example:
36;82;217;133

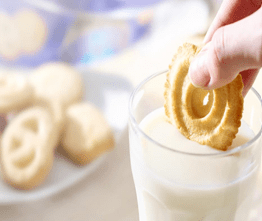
1;107;56;189
164;43;243;150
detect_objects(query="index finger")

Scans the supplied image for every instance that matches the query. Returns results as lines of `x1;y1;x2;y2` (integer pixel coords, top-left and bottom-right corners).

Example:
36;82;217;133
204;0;262;43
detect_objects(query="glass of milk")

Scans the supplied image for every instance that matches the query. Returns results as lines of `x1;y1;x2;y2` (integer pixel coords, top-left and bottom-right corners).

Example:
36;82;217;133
128;71;262;221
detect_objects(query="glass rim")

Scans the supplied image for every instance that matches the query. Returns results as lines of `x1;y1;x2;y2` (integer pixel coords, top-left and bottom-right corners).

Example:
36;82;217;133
128;70;262;157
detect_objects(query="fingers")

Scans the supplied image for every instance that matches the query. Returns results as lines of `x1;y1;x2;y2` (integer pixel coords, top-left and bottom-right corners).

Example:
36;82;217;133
240;69;260;97
204;0;262;43
189;7;262;91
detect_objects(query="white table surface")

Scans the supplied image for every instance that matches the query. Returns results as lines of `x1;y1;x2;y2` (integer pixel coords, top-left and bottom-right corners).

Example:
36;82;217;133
1;1;262;220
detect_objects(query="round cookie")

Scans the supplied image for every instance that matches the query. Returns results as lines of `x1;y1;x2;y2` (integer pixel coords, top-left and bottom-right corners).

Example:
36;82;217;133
34;98;65;148
30;62;84;108
0;12;22;60
14;9;47;55
61;102;115;165
0;73;33;113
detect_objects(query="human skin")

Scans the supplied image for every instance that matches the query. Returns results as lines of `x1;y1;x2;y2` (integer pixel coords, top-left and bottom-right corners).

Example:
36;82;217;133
188;0;262;96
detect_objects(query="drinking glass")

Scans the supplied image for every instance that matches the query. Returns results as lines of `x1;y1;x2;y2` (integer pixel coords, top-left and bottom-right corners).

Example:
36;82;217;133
128;71;262;221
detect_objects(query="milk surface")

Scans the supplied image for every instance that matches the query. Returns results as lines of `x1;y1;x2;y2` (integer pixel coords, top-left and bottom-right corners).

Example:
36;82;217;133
130;107;259;221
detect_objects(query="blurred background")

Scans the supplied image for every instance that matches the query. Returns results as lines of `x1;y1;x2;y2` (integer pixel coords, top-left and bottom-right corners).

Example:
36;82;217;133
0;0;222;68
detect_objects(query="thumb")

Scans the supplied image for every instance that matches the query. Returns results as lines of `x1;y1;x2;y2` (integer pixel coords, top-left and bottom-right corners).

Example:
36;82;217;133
189;7;262;90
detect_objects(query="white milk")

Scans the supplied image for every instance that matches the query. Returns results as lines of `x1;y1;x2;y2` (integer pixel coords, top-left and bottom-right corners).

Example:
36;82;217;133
130;107;259;221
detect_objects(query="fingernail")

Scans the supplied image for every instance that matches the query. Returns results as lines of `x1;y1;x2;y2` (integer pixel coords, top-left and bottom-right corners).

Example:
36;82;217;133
189;52;210;88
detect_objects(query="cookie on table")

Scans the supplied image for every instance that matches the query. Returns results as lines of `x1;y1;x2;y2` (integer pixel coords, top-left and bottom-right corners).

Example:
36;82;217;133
29;62;84;108
61;102;115;165
1;106;57;189
0;72;33;113
33;98;65;149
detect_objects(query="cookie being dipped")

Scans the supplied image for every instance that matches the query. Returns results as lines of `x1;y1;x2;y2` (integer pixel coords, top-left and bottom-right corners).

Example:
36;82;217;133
164;43;244;150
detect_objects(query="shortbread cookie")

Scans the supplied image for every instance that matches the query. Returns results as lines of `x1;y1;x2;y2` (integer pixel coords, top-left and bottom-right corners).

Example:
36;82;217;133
0;12;21;60
1;107;57;189
14;9;47;54
0;73;33;113
30;62;84;108
0;114;7;133
164;43;244;150
61;102;114;165
34;98;65;148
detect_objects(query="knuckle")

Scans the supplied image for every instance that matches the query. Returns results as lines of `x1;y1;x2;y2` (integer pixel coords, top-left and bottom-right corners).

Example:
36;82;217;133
212;27;226;67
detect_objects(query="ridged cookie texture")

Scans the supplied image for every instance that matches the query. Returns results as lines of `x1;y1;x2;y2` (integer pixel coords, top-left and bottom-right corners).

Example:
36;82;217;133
164;43;244;150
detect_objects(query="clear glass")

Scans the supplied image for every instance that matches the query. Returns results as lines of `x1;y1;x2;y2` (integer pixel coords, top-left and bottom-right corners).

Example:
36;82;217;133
128;71;262;221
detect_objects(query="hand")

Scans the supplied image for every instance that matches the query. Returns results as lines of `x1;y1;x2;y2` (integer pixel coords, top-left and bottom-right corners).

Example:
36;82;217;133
189;0;262;96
